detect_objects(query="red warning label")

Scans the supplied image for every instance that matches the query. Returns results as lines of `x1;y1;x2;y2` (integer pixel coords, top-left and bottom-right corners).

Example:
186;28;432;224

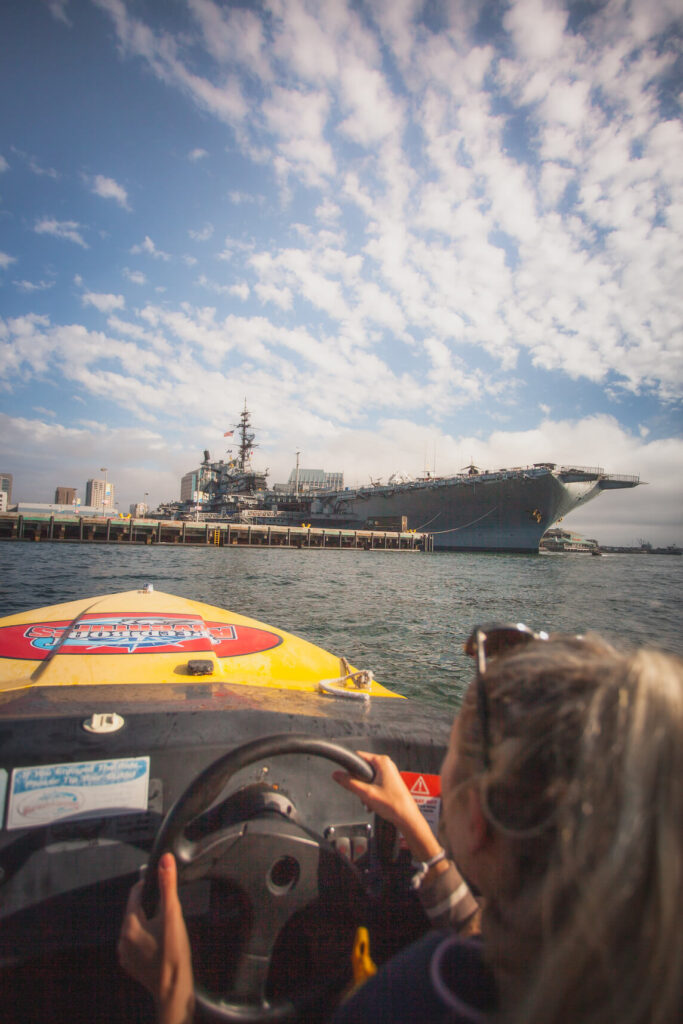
400;772;442;840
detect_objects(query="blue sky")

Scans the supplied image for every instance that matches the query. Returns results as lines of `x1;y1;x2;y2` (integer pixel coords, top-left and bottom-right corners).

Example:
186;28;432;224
1;0;681;544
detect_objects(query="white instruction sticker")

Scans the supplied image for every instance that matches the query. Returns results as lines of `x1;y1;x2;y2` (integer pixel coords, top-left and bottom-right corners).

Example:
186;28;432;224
7;756;150;830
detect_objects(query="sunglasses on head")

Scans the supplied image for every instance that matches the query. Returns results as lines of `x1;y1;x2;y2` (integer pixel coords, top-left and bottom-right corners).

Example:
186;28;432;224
464;623;549;769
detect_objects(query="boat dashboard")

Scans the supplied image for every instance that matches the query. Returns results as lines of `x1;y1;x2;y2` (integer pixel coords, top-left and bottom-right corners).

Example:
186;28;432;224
0;682;450;1022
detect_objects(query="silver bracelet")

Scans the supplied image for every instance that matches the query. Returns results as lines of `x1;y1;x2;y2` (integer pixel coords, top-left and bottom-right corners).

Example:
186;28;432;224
410;847;447;889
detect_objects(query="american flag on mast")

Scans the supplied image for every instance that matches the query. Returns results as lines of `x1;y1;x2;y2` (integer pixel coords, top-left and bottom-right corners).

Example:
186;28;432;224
224;430;234;437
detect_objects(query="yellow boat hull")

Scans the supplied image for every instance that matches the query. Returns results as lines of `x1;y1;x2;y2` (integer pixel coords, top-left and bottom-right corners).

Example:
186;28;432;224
0;588;400;698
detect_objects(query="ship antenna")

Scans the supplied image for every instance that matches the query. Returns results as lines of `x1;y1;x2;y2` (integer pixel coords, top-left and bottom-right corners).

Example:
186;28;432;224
237;400;258;472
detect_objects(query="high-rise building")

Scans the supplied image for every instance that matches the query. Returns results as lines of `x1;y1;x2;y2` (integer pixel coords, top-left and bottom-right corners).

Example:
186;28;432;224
180;471;198;503
55;486;77;504
0;472;12;504
85;477;115;510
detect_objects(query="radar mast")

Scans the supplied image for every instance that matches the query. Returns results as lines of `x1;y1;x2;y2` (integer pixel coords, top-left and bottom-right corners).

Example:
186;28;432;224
236;400;258;473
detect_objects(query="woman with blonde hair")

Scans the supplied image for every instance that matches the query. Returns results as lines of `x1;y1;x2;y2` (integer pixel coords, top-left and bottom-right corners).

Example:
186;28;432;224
333;627;683;1023
120;625;683;1024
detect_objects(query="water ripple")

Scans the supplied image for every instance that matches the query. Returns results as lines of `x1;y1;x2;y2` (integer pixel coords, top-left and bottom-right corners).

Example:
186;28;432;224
0;545;680;711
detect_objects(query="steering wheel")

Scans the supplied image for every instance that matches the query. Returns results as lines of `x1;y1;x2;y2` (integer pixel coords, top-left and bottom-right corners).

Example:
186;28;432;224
141;734;375;1022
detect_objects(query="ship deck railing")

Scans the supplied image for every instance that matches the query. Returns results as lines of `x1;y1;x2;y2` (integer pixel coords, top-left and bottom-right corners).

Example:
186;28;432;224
336;464;617;498
597;473;640;484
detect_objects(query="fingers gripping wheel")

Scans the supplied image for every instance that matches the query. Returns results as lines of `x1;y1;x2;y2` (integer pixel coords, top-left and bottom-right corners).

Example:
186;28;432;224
141;734;375;1023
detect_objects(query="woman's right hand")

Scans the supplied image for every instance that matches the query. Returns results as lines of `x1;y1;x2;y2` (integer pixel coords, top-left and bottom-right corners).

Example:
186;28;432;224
332;752;442;861
118;852;195;1024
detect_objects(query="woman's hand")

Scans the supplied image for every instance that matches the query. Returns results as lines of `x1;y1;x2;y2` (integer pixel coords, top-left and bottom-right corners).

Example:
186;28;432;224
118;852;195;1024
333;752;442;862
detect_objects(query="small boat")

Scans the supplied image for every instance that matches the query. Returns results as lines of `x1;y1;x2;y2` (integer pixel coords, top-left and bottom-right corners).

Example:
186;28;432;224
0;586;449;1023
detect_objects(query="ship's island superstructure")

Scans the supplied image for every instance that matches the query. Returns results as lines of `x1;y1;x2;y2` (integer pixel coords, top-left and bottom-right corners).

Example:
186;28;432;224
170;406;640;553
179;404;269;517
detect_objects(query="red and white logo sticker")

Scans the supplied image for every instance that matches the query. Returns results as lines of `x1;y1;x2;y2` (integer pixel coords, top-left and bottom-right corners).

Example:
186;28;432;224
0;614;283;661
400;771;442;839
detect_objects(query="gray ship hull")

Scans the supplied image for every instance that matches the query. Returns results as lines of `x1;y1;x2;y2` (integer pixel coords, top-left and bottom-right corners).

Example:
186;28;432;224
310;465;640;552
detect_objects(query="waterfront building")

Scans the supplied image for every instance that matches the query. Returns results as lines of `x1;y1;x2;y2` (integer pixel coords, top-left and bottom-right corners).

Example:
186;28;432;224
14;503;103;516
181;470;209;504
0;492;7;512
0;472;12;505
55;487;77;505
129;502;149;517
282;468;344;493
85;477;115;510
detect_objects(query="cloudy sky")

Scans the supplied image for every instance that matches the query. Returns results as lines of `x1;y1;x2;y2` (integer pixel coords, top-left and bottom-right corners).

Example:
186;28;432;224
1;0;681;544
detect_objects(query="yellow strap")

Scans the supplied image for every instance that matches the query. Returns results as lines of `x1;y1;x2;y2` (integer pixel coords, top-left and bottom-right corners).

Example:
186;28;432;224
351;926;377;986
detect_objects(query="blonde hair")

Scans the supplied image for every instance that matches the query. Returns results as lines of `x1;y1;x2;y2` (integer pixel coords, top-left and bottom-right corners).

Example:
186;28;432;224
455;635;683;1024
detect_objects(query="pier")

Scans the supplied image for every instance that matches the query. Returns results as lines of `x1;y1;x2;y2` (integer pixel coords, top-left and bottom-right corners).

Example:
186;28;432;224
0;513;433;552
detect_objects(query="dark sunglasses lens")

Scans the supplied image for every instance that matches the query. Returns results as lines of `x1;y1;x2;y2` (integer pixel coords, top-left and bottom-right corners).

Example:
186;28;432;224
485;628;534;657
466;625;537;660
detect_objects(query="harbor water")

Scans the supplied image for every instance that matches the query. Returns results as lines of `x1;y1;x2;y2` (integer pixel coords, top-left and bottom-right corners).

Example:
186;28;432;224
1;544;680;711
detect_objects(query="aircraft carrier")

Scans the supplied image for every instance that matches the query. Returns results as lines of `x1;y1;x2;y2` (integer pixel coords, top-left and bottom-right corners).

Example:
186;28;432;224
175;407;640;553
306;463;640;552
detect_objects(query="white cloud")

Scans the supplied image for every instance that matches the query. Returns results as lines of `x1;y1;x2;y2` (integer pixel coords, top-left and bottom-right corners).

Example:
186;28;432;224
82;292;125;313
315;199;341;223
229;190;262;205
262;87;335;186
541;77;591;130
270;0;341;81
188;223;214;241
28;156;59;178
90;174;131;209
196;274;231;295
130;236;171;260
251;245;352;321
123;267;147;285
34;218;88;247
503;0;568;62
45;0;71;25
538;161;574;209
338;61;404;146
188;147;208;161
13;279;55;292
94;0;248;125
187;0;271;79
0;252;16;270
254;282;293;310
0;154;8;172
9;145;59;177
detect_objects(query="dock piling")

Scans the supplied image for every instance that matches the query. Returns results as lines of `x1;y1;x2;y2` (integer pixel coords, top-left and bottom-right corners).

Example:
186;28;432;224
0;513;432;553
